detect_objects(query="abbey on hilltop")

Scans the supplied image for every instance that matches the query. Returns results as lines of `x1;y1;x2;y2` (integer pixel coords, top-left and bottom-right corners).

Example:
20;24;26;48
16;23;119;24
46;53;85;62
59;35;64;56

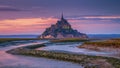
39;14;88;39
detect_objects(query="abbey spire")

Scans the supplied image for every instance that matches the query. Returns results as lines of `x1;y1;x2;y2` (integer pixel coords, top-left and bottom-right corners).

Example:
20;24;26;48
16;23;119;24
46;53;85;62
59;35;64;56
61;13;64;20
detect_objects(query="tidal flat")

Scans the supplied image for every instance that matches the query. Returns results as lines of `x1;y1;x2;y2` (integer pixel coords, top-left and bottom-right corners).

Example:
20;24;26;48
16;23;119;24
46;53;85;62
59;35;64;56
7;41;120;68
1;38;120;68
0;40;83;68
78;39;120;58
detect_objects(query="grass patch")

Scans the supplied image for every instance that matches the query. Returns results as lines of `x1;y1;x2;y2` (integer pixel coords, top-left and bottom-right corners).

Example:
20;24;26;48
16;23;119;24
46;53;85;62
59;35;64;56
82;39;120;48
50;38;89;43
23;44;46;49
0;38;39;43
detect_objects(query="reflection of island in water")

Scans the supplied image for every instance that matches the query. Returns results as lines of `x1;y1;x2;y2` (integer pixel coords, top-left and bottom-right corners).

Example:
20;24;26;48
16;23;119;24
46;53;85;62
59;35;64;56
39;14;88;39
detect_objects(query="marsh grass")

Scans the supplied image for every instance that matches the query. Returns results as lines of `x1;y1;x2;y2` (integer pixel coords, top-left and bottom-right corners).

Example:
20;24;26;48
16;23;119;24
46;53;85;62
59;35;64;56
0;38;39;43
82;39;120;48
50;38;89;43
23;44;46;49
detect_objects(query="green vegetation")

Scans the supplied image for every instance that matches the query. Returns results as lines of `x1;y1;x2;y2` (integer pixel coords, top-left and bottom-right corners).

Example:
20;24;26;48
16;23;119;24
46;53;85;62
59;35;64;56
50;38;89;43
0;38;38;43
7;44;120;68
82;39;120;48
24;44;46;49
107;57;120;68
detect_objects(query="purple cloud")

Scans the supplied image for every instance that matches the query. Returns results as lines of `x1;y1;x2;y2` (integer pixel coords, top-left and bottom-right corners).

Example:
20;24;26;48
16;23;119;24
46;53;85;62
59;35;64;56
0;5;22;12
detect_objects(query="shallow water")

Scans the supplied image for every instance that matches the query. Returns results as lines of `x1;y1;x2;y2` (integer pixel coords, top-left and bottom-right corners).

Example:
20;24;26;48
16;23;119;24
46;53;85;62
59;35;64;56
37;42;119;58
0;40;83;68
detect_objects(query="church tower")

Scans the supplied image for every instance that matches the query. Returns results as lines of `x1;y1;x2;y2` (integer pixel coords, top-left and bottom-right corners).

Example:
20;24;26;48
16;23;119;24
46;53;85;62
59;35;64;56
61;13;64;20
59;13;71;29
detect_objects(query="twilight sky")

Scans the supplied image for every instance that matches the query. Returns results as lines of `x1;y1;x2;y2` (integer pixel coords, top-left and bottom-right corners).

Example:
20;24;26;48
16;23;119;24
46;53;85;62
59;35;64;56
0;0;120;35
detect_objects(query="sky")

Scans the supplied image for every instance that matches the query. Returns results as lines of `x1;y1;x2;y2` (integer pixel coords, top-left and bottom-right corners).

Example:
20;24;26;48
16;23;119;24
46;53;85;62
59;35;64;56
0;0;120;35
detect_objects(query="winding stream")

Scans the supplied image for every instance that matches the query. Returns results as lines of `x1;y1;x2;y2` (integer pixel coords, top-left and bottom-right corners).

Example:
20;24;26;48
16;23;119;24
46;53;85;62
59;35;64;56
0;40;83;68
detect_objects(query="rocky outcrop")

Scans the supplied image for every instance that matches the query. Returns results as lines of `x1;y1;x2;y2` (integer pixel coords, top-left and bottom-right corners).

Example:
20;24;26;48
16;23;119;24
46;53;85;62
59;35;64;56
39;14;88;39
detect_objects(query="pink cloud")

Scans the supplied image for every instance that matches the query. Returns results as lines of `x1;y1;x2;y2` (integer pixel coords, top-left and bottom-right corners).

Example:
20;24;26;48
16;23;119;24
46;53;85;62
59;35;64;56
0;17;57;34
83;16;120;19
0;16;120;35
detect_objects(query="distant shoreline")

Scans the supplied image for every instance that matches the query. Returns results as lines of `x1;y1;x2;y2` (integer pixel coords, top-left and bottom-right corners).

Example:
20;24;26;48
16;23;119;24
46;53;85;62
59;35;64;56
0;34;120;39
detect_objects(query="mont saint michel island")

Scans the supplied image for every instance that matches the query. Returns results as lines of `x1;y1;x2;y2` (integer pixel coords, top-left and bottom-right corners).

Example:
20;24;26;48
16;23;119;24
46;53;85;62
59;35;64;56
39;14;88;39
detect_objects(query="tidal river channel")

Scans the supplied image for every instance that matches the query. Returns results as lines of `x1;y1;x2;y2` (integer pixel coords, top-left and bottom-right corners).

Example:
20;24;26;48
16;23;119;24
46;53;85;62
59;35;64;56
0;40;83;68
